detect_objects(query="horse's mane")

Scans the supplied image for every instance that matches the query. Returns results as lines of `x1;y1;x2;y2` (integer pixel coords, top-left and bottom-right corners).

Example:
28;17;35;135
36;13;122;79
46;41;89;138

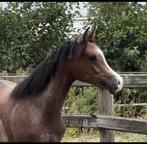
11;40;76;98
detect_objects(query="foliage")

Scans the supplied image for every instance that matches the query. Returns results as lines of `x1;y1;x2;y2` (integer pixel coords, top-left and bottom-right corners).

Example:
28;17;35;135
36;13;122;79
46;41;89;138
64;87;98;114
64;87;147;118
114;88;147;118
64;128;81;137
0;2;79;73
86;2;147;72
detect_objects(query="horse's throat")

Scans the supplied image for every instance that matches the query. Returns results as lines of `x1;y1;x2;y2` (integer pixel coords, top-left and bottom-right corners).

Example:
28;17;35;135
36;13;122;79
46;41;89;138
43;71;74;115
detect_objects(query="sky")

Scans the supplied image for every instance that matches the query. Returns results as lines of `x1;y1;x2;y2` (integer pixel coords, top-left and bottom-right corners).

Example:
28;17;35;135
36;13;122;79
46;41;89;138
0;2;7;8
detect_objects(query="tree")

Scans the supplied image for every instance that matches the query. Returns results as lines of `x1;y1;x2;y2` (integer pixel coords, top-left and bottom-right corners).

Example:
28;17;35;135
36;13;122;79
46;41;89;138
86;2;147;72
0;2;79;73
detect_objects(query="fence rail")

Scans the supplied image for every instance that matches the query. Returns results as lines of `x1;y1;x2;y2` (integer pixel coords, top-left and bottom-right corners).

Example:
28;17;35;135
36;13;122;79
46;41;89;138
1;73;147;88
114;103;147;107
63;115;147;134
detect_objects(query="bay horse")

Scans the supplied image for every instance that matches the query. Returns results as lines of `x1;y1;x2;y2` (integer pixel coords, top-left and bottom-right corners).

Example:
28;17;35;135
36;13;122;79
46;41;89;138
0;26;123;142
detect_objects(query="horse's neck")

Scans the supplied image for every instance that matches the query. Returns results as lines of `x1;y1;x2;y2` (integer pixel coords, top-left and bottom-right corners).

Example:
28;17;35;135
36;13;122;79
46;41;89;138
37;67;74;117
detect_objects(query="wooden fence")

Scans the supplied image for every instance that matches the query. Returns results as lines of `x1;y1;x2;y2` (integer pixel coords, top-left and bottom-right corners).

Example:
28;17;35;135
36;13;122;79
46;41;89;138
0;72;147;142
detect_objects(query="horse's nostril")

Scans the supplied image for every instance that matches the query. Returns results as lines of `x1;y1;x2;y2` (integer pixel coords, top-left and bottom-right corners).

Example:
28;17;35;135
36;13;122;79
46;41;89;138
118;80;120;86
112;78;120;91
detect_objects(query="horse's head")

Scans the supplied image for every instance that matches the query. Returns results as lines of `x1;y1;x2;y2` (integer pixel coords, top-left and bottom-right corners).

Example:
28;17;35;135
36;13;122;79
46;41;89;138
69;26;123;94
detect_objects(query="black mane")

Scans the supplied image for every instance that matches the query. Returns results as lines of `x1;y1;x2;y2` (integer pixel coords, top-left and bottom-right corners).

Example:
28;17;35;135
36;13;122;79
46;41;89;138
11;40;76;98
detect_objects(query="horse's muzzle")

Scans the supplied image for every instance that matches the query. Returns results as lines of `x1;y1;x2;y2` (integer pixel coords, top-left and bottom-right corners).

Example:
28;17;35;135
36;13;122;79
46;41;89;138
108;75;123;94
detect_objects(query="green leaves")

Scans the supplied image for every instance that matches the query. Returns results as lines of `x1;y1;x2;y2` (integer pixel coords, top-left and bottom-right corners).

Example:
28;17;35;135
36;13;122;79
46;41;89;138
0;2;79;73
64;87;98;114
86;2;147;72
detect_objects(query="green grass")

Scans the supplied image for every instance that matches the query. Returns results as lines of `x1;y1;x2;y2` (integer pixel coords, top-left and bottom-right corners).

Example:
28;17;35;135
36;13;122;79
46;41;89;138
62;129;147;142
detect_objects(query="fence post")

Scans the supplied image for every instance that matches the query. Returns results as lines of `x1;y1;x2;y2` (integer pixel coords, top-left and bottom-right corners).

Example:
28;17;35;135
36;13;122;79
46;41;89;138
97;88;115;142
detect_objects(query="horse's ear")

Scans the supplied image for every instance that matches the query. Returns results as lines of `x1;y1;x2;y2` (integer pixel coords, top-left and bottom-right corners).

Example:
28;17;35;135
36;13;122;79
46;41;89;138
74;27;90;57
77;27;90;44
88;25;97;41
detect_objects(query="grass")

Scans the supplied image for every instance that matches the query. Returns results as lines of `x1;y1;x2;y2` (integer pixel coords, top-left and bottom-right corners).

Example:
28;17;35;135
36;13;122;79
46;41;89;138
62;128;147;142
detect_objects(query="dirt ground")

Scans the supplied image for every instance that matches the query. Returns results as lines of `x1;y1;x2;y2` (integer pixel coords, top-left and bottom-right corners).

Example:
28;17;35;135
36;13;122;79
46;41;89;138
62;131;147;142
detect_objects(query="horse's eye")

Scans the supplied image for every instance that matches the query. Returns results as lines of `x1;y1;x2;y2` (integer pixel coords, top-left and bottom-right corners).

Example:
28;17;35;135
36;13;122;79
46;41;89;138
89;55;97;61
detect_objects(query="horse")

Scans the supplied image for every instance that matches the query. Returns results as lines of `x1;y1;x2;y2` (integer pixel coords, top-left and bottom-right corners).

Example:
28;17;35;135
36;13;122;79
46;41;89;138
0;26;123;142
